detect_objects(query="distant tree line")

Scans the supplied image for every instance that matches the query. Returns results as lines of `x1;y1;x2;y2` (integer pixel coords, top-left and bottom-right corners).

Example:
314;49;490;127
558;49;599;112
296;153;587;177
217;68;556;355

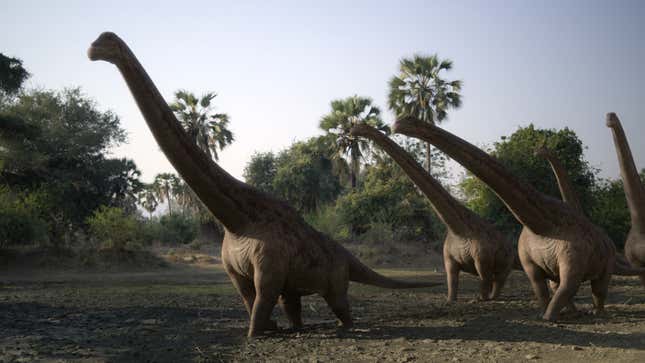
0;52;640;254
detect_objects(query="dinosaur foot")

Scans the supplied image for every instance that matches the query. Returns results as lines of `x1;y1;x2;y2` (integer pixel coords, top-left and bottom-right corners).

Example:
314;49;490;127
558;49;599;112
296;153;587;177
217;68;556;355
246;320;280;338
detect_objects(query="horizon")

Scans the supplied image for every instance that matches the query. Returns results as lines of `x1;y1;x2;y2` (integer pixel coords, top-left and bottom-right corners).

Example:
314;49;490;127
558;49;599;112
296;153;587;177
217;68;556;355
2;0;644;183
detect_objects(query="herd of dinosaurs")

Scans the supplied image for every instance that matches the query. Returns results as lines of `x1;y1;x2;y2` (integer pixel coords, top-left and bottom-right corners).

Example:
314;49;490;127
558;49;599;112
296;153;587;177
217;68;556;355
87;32;645;337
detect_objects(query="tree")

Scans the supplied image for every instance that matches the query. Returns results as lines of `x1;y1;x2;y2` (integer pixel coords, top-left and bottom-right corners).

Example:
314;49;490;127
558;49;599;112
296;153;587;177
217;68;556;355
0;53;30;96
0;88;140;244
459;124;597;237
152;173;180;216
388;54;462;173
589;170;645;249
243;151;278;194
320;95;387;188
169;90;234;160
273;136;343;213
137;183;158;218
334;139;444;240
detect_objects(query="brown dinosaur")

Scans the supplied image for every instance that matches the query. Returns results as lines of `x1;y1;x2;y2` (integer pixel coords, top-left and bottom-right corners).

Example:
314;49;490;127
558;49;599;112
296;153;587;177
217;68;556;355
606;112;645;287
87;32;439;337
536;144;645;278
350;122;514;301
393;116;620;321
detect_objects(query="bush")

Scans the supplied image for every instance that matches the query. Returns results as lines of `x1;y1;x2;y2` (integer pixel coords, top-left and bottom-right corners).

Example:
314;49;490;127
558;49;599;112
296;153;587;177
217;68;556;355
0;187;48;247
86;206;141;250
305;204;350;240
158;214;199;245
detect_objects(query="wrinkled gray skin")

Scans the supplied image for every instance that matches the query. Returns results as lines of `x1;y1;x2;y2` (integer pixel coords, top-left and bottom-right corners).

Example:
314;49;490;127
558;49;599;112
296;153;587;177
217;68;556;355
607;113;645;287
350;123;514;301
394;117;622;321
87;32;439;337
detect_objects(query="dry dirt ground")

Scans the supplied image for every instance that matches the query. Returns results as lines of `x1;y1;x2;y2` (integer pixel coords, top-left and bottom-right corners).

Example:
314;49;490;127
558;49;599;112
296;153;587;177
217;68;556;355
1;253;644;363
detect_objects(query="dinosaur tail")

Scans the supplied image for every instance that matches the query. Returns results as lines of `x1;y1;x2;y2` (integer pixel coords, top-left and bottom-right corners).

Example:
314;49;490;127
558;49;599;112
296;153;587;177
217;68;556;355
613;254;645;276
347;253;440;289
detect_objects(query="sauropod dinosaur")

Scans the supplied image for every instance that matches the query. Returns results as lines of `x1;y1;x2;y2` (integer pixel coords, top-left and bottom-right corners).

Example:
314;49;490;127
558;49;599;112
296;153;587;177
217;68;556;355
350;122;514;301
606;113;645;287
87;32;439;337
534;145;645;315
393;117;621;321
536;144;645;277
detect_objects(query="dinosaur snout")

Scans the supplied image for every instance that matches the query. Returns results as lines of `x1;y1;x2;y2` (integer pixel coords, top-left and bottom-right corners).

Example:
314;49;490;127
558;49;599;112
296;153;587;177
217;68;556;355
606;112;620;128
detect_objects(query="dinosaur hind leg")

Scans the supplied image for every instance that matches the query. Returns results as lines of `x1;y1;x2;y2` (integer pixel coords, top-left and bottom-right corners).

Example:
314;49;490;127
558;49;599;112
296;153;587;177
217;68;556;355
543;269;582;322
323;278;353;330
280;293;304;329
590;271;611;316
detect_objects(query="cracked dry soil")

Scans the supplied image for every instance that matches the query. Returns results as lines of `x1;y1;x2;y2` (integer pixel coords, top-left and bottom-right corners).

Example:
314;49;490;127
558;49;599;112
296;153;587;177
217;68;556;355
1;263;644;362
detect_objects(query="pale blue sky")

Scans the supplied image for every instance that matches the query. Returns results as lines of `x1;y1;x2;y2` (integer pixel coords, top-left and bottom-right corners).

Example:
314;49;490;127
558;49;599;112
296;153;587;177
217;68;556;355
2;0;644;182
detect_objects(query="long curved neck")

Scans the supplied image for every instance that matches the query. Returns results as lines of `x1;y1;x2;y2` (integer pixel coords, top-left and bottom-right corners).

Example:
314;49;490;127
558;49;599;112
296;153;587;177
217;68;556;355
393;117;558;234
113;42;250;232
542;151;583;213
351;124;476;235
608;116;645;230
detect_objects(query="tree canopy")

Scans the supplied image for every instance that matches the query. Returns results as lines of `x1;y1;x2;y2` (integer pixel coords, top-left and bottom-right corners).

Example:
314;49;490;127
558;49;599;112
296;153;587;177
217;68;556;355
169;90;234;161
460;124;597;237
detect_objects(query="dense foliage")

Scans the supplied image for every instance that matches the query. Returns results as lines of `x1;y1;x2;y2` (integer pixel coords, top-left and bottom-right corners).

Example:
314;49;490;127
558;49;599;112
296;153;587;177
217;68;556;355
0;88;142;244
244;136;343;213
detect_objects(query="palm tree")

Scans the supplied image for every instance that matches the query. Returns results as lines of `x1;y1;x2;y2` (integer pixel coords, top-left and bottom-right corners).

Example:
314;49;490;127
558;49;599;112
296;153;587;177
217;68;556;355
153;173;180;216
169;90;234;160
388;54;462;173
319;96;387;188
137;184;158;218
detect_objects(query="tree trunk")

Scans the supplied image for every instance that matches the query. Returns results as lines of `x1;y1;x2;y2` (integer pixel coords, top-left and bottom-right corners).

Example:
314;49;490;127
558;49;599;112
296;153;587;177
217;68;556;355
166;190;172;216
426;142;432;174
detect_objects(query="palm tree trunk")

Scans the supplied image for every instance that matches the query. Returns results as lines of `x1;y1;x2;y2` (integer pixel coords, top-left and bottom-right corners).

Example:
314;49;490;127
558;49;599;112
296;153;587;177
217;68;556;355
166;189;172;216
426;142;432;174
350;157;359;188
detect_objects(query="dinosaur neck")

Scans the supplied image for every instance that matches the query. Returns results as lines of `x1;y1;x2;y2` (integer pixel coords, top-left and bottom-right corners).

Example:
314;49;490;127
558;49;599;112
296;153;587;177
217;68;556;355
114;43;250;233
543;153;583;213
608;116;645;230
393;117;557;234
351;124;475;235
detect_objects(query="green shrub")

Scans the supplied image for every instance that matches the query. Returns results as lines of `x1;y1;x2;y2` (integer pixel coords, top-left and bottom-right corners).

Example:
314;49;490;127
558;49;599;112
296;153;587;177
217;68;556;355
305;204;350;240
0;187;48;247
158;214;198;245
86;206;141;250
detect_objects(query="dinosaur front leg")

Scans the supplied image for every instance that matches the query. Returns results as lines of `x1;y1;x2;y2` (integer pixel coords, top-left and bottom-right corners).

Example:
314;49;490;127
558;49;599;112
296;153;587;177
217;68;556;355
523;262;550;311
475;258;494;301
247;270;283;337
280;294;304;329
549;280;577;314
490;270;510;300
226;269;256;316
445;257;460;302
543;272;582;321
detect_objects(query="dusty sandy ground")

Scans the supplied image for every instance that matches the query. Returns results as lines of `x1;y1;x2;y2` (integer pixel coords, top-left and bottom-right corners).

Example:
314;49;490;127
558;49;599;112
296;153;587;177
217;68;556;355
1;257;644;362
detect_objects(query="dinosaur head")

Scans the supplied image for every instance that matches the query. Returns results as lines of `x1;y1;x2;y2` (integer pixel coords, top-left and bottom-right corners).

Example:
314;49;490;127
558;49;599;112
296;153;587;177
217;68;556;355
348;122;370;137
534;143;551;159
88;32;126;65
392;115;423;134
606;112;620;129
